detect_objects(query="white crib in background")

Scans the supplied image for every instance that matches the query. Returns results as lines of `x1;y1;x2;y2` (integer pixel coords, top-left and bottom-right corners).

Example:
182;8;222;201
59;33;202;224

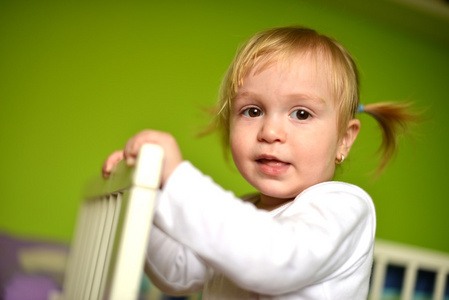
54;144;163;300
370;239;449;300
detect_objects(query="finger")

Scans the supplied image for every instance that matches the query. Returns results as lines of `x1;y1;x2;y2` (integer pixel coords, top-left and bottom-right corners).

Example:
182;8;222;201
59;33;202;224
124;135;139;166
124;130;158;165
102;150;124;178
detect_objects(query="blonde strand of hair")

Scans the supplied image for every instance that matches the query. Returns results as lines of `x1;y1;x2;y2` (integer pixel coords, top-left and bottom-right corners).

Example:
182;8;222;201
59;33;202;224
363;101;420;174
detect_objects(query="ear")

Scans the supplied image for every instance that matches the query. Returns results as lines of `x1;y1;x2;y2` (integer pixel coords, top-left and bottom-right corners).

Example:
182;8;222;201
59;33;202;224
337;119;360;160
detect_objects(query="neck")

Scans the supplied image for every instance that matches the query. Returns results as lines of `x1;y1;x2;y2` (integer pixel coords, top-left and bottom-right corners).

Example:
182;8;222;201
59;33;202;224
256;194;295;211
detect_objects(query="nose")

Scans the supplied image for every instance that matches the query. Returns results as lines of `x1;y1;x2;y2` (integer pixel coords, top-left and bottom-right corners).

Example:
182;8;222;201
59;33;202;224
257;116;286;143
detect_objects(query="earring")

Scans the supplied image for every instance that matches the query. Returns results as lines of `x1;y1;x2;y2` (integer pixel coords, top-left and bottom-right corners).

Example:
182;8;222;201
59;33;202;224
336;154;345;164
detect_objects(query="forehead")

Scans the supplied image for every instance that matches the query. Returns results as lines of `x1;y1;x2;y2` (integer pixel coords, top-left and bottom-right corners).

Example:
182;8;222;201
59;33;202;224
237;52;335;102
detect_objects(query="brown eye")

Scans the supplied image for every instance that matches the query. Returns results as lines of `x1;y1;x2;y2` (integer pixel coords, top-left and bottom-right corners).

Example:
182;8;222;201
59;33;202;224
290;109;310;120
243;107;262;118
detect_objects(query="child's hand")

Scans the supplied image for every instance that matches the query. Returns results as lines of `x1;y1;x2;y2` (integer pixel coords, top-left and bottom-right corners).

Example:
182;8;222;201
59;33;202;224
102;130;183;187
102;150;124;178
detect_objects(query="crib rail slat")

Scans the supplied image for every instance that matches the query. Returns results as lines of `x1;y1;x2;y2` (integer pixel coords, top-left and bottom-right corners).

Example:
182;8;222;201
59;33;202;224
63;204;88;299
433;268;446;300
401;262;418;300
107;187;158;300
92;195;119;300
369;255;388;300
59;144;163;300
84;200;107;299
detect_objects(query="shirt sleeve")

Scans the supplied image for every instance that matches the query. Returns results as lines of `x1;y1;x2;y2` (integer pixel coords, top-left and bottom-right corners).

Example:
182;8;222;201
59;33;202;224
144;221;207;295
153;161;375;295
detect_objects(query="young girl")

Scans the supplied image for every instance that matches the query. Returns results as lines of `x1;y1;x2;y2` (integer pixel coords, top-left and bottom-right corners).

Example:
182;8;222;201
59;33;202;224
103;26;416;299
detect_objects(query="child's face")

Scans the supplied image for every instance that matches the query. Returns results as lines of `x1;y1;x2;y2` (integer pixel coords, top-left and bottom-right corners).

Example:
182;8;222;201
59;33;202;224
230;53;341;200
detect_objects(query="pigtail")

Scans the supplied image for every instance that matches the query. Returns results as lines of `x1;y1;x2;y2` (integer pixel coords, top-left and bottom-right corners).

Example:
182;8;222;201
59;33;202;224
362;101;420;174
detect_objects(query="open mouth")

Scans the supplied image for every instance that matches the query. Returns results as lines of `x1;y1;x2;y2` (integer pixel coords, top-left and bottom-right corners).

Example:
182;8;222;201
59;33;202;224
256;158;289;166
256;156;290;175
256;154;289;164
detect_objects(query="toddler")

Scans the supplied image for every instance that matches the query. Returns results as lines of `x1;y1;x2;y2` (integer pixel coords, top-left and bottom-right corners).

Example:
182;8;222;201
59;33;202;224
103;26;416;299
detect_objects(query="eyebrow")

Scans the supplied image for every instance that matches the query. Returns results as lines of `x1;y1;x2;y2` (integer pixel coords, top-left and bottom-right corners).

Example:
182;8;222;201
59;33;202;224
234;91;327;105
234;91;252;101
287;93;327;105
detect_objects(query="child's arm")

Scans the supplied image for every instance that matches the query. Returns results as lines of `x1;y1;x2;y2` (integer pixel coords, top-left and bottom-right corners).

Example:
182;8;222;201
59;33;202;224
155;162;375;295
144;224;207;296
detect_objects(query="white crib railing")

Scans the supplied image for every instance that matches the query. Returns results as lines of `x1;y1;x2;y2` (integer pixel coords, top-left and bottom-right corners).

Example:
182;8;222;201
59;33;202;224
370;239;449;300
56;144;163;300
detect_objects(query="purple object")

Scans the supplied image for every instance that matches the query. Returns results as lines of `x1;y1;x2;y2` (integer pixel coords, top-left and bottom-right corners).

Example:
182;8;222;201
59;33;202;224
0;233;68;300
4;274;57;300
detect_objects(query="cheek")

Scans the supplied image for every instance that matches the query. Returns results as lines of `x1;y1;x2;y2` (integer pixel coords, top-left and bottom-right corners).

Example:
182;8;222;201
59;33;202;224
229;119;246;148
299;136;338;181
229;128;241;159
230;132;245;160
300;130;338;161
229;125;252;170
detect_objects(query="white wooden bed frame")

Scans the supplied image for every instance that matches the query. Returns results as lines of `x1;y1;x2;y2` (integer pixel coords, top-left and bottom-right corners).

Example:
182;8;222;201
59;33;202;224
370;239;449;300
54;144;163;300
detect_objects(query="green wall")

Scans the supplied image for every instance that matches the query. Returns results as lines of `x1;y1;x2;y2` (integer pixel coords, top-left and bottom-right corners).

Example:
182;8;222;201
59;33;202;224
1;0;448;252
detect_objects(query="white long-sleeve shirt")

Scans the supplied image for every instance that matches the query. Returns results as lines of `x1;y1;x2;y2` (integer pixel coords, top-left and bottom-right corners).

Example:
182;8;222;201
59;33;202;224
145;161;376;299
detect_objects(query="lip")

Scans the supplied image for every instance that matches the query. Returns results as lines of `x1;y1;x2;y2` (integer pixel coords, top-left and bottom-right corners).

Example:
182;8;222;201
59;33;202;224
255;154;290;176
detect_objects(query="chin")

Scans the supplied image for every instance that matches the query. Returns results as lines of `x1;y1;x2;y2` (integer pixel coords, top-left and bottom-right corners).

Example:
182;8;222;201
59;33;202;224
258;186;299;200
245;176;305;200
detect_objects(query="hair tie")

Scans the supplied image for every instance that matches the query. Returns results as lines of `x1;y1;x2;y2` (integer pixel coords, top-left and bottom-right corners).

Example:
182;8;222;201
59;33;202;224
357;104;364;114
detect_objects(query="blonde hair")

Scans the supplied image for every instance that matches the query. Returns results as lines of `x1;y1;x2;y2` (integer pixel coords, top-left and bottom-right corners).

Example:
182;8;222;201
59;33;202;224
206;26;418;174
